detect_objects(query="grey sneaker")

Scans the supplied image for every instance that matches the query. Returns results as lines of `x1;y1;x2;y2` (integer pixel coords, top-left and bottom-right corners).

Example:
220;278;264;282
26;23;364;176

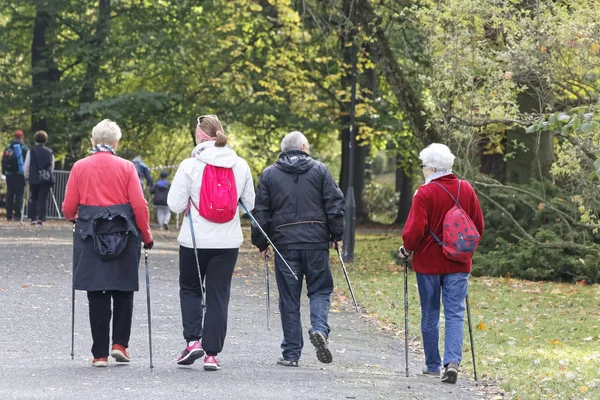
277;357;298;367
422;367;441;377
441;362;459;384
309;330;332;364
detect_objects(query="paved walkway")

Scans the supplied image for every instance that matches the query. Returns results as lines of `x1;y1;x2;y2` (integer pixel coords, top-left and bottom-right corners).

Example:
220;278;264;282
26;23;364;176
0;222;488;399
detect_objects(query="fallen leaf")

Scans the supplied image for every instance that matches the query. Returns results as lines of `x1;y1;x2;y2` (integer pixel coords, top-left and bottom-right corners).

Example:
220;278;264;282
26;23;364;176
576;280;587;286
477;321;488;331
537;202;545;211
331;309;341;313
551;339;561;345
580;385;588;392
21;284;30;289
583;336;593;341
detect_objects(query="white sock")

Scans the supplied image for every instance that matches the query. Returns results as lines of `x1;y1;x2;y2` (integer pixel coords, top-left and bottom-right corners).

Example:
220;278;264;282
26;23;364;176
188;341;198;347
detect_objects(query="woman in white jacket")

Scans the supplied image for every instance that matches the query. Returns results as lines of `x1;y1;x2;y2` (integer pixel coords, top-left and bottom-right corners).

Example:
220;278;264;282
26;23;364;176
168;115;255;371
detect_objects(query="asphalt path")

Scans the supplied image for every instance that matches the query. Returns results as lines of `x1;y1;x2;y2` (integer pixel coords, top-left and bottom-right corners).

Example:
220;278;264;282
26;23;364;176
0;221;487;399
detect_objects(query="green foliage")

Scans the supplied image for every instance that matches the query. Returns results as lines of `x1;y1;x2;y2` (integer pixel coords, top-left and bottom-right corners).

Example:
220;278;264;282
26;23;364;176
363;181;398;224
471;178;600;283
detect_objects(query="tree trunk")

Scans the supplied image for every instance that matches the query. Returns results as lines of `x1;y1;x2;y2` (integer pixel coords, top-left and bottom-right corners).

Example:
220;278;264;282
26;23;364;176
339;0;369;223
66;0;111;166
355;0;439;146
506;85;553;184
31;0;60;133
479;135;507;182
395;154;413;224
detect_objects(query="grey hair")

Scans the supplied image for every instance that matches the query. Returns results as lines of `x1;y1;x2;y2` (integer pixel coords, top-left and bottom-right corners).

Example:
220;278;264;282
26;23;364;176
91;119;122;145
281;131;309;153
419;143;455;171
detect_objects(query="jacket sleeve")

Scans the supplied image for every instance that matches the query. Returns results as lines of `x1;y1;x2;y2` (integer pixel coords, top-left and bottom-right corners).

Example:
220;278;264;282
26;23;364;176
322;165;345;242
144;166;153;187
251;171;270;251
167;163;191;214
239;163;255;213
401;188;428;252
149;184;156;195
62;163;80;221
127;164;152;244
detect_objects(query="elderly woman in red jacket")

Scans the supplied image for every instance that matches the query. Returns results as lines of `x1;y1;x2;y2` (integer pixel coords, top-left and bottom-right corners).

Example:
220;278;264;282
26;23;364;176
62;119;153;367
398;143;484;384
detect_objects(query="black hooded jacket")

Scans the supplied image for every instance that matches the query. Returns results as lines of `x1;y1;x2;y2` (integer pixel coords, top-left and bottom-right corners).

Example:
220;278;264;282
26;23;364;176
251;150;345;251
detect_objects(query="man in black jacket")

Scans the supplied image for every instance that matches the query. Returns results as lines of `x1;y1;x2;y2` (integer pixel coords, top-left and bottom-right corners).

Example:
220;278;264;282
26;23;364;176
251;131;345;367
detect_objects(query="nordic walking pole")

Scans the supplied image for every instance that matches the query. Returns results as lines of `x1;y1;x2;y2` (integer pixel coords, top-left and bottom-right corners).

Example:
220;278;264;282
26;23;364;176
465;292;477;381
71;222;75;360
403;258;409;377
264;252;271;331
187;208;206;318
144;249;154;371
50;188;62;219
239;201;298;281
334;242;359;312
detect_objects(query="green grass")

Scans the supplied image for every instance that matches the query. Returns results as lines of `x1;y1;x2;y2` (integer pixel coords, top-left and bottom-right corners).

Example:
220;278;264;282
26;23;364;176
331;232;600;400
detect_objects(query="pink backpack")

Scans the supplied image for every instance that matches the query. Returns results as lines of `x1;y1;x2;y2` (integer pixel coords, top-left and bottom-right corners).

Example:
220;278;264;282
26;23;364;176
188;164;238;223
428;180;480;263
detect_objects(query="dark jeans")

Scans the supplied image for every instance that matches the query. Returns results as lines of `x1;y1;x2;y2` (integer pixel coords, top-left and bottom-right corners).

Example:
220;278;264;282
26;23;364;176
29;183;51;222
87;290;134;359
179;246;238;356
5;174;25;220
275;249;333;361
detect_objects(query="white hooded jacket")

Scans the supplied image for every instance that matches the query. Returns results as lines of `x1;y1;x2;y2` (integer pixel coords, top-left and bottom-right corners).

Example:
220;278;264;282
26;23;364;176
167;141;255;249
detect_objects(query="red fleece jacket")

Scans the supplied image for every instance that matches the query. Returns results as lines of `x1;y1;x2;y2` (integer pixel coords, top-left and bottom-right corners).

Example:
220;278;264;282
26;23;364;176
62;152;153;244
402;175;484;275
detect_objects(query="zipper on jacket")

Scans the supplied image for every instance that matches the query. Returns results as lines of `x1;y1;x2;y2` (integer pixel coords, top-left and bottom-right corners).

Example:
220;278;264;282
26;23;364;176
276;221;324;229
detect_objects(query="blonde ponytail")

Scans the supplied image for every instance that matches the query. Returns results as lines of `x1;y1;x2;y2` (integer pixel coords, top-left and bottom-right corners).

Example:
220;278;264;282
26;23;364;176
215;131;228;147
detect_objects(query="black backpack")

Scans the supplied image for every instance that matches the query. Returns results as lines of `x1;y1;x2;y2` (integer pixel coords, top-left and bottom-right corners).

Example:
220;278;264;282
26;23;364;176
2;144;19;174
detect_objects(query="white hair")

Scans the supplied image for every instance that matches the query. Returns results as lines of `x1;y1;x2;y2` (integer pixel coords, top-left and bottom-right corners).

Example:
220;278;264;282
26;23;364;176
281;131;309;153
91;119;122;145
419;143;455;171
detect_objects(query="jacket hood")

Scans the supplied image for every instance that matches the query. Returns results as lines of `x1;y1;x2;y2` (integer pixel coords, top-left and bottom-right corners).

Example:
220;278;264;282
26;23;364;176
191;141;238;168
274;150;315;174
132;156;142;163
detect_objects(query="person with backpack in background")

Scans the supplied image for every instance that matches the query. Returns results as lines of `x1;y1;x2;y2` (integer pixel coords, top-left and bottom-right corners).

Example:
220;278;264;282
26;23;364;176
2;130;28;221
149;170;171;230
132;156;153;191
251;131;345;367
398;143;484;384
24;130;55;225
167;114;255;371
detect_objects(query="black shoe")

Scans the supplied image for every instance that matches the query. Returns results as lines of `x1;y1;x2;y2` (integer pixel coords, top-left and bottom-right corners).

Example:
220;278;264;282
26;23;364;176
277;357;298;367
309;331;332;364
163;223;169;230
441;362;459;384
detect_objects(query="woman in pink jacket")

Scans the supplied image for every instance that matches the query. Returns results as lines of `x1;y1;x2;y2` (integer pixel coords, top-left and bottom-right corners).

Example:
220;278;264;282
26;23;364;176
63;119;154;367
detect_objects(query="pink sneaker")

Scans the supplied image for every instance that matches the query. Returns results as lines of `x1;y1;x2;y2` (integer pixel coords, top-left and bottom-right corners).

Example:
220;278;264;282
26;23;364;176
204;355;220;371
177;341;204;365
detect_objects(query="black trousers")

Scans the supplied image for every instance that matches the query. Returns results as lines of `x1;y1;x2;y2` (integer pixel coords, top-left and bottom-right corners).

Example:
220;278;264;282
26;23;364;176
87;291;134;358
5;174;25;220
179;246;238;356
29;183;51;222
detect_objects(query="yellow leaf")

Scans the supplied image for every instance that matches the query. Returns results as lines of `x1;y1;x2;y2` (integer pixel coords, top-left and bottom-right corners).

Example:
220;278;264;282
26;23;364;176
580;386;588;392
477;321;488;331
541;45;547;53
551;339;561;345
591;42;600;53
537;202;545;211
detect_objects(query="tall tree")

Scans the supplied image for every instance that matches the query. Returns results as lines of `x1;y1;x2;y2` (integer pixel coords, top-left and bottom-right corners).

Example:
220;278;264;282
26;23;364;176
31;0;59;133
